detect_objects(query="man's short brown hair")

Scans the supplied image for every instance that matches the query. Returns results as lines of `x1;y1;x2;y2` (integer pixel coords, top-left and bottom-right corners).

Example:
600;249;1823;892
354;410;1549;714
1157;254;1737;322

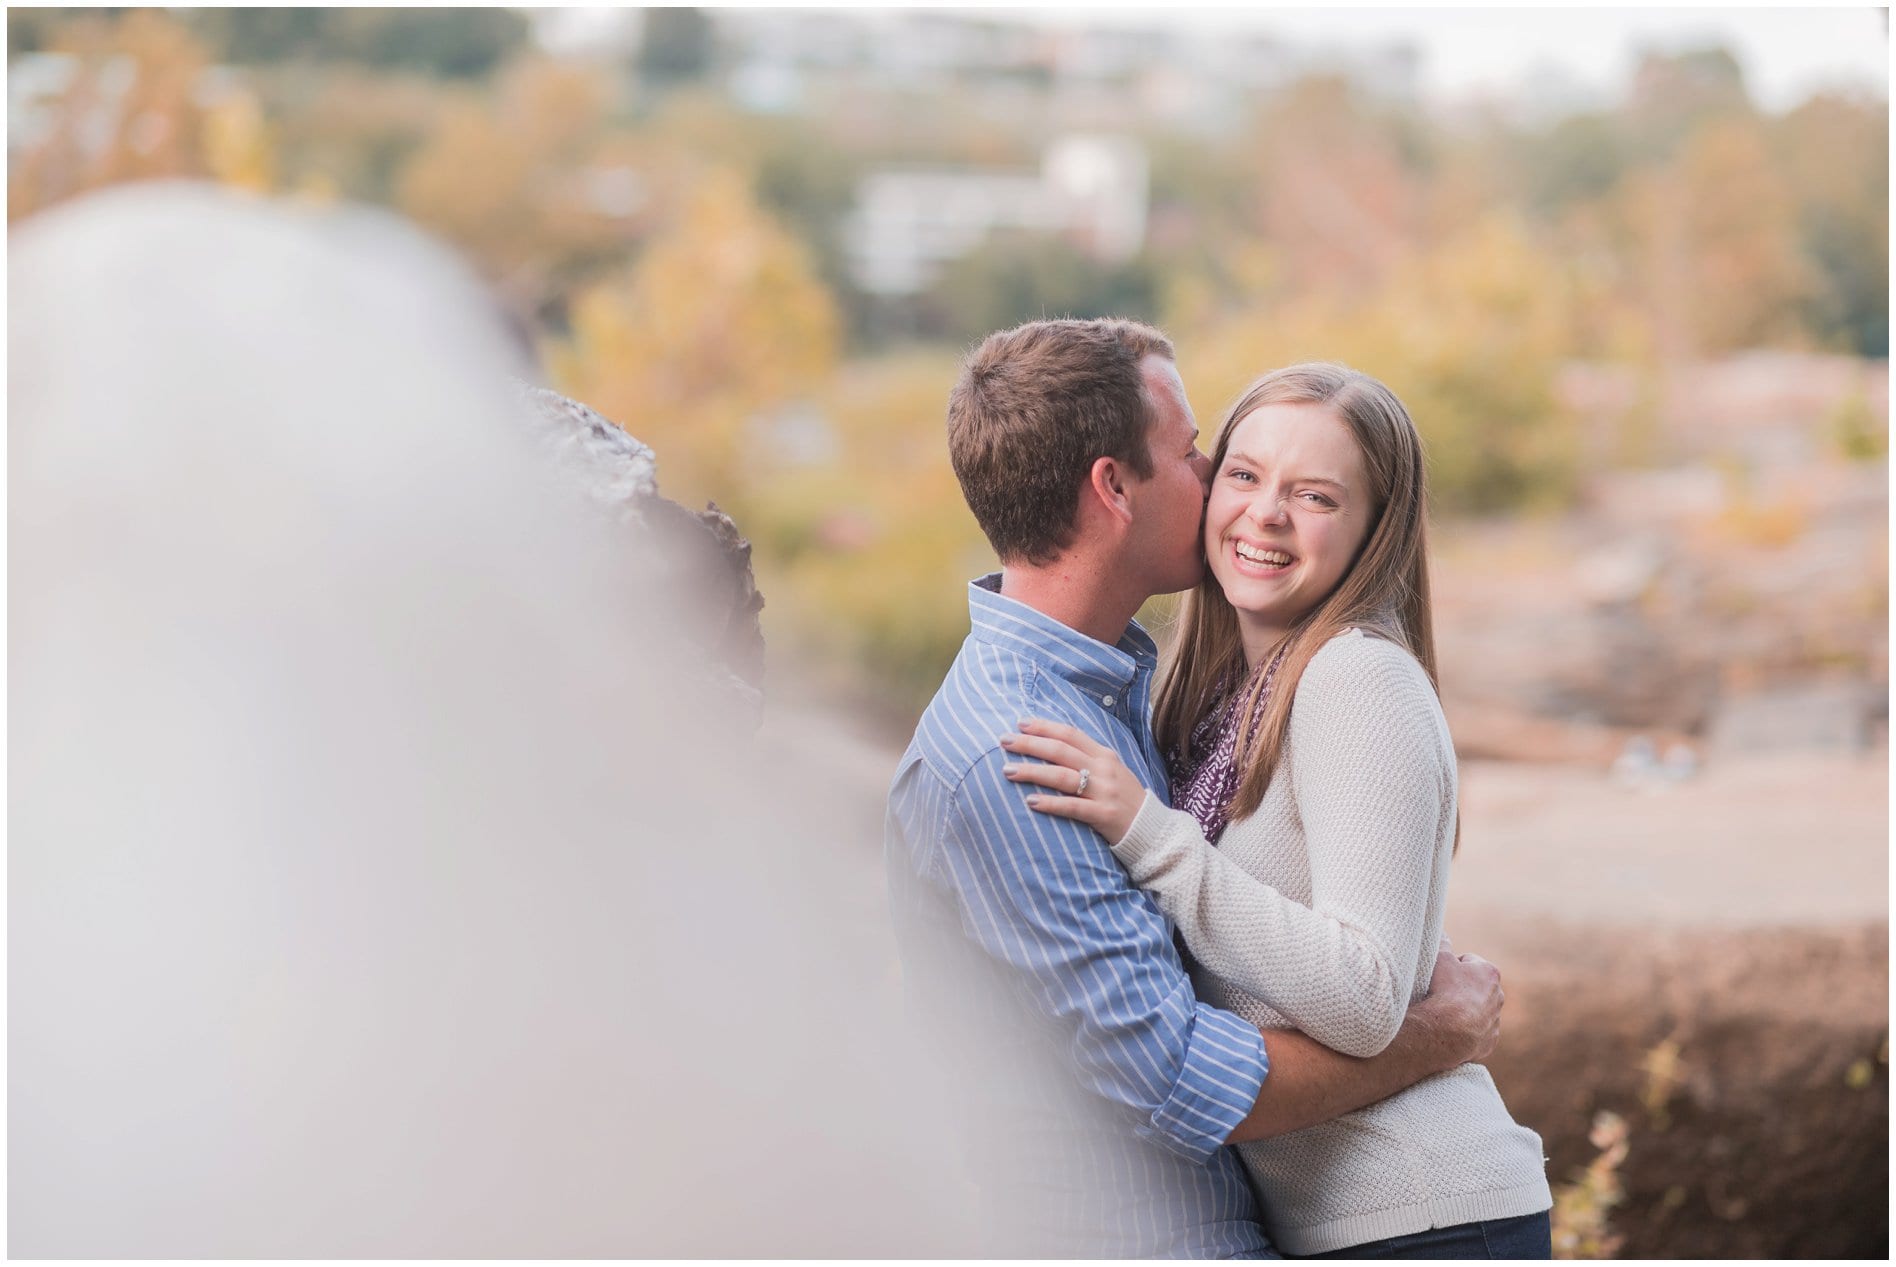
946;317;1175;566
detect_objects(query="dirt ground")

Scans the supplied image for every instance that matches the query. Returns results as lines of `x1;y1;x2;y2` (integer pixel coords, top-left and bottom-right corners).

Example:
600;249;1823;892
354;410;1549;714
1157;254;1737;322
1474;915;1886;1258
766;699;1890;1259
1450;754;1888;1259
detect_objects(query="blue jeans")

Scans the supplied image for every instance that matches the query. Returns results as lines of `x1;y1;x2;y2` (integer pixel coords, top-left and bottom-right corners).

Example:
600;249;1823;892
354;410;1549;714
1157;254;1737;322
1301;1211;1552;1259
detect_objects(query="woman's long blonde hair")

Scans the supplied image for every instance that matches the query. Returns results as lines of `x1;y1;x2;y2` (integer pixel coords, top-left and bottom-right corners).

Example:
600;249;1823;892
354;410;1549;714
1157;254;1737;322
1153;362;1440;824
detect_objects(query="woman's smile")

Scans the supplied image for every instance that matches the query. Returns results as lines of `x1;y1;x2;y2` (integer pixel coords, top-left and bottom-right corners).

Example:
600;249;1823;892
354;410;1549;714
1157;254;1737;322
1228;538;1296;576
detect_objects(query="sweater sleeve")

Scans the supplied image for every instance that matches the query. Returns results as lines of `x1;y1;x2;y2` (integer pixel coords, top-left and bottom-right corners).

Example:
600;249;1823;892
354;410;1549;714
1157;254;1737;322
1109;632;1454;1058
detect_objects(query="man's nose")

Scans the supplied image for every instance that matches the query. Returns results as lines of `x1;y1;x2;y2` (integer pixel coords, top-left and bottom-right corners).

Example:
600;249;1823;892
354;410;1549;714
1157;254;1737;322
1192;450;1213;492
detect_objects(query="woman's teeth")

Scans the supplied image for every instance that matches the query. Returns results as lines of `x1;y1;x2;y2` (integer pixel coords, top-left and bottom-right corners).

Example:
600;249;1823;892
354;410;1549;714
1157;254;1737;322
1234;542;1291;566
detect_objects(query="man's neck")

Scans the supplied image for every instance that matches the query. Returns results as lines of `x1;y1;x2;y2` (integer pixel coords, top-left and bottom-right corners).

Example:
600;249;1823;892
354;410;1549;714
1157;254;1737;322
999;559;1144;648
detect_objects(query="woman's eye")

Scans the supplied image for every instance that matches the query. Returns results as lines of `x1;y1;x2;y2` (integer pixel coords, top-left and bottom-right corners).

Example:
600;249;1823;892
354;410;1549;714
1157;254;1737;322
1300;491;1336;507
1226;469;1254;483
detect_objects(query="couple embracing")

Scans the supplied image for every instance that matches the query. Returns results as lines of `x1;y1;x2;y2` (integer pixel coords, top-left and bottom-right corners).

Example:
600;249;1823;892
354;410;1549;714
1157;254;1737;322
885;319;1553;1259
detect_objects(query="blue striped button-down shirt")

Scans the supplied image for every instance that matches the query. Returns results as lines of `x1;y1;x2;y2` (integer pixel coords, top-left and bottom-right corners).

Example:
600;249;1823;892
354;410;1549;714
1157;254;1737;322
886;575;1273;1258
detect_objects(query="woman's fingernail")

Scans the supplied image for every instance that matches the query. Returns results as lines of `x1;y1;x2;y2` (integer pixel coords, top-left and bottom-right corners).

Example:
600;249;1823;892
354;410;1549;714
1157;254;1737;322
1025;794;1041;807
999;734;1017;747
1003;764;1020;777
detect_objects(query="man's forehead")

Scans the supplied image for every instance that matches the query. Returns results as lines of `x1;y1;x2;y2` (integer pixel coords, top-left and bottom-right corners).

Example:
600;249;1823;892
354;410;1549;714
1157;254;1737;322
1140;355;1192;424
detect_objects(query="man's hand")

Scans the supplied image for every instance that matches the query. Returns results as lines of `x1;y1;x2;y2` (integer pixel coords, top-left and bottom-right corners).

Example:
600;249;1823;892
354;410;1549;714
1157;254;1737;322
1410;940;1504;1072
1226;940;1508;1144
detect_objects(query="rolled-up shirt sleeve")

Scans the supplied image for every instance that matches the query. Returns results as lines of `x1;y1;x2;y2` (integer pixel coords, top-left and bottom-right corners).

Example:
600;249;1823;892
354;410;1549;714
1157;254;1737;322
933;748;1267;1163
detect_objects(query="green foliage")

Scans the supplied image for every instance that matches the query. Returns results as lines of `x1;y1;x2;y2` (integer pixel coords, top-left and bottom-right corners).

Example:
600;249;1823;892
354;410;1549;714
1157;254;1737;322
1777;94;1889;356
184;9;529;79
637;8;717;89
1800;203;1890;356
7;7;73;56
1520;114;1631;216
1146;134;1253;228
749;118;866;307
925;232;1161;346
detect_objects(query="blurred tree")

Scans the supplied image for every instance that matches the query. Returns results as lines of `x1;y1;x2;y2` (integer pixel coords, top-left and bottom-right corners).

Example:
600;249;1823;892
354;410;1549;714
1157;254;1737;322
1775;93;1889;356
1626;46;1753;158
1146;132;1253;236
270;69;445;206
1245;74;1430;302
1185;213;1585;515
1139;133;1260;326
634;93;866;315
751;118;864;302
636;8;717;91
1623;117;1815;357
8;7;79;56
549;168;841;508
9;10;275;220
183;8;529;79
184;8;330;65
1517;113;1632;217
396;57;647;313
923;231;1161;345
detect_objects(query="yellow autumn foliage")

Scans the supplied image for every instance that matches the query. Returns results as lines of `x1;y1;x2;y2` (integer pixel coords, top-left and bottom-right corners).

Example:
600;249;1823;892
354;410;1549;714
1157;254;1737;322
549;168;841;510
1179;213;1594;514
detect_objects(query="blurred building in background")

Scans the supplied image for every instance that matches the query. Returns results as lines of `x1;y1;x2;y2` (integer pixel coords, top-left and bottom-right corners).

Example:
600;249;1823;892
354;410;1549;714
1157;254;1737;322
845;134;1148;296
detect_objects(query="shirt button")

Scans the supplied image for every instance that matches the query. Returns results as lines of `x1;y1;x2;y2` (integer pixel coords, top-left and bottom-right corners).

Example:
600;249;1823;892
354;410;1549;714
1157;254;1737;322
1101;694;1116;708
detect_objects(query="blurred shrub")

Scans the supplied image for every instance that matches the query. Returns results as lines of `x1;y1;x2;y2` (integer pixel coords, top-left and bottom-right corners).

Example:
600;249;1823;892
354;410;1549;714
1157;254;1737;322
1828;391;1887;462
1551;1110;1631;1259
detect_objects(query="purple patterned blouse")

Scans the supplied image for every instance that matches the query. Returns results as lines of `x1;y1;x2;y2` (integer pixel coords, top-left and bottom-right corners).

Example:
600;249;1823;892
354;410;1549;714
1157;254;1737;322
1167;646;1289;845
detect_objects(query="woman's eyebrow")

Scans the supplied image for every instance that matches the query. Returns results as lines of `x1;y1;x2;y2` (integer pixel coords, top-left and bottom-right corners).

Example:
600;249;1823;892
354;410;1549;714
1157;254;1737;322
1223;451;1350;493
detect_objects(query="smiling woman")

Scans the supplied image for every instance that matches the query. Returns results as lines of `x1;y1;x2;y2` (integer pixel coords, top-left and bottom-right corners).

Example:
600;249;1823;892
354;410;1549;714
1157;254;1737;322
1157;363;1437;819
1011;362;1555;1257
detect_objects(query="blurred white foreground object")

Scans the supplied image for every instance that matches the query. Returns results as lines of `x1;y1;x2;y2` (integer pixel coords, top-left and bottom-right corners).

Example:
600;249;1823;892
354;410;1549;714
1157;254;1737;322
11;183;965;1256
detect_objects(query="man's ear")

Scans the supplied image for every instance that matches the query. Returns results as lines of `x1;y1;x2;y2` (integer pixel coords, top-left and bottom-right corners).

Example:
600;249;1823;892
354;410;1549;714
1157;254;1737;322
1085;455;1135;528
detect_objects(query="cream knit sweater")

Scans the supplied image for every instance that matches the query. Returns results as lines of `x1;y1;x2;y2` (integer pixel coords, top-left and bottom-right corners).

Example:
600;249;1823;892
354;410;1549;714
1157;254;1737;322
1114;629;1550;1255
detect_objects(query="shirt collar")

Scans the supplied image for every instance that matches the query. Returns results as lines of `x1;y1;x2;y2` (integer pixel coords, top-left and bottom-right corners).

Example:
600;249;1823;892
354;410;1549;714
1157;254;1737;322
966;572;1156;696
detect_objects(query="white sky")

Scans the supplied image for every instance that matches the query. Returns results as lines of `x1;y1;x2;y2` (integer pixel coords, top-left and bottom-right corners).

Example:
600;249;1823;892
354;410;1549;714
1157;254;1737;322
988;6;1890;113
536;4;1889;114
